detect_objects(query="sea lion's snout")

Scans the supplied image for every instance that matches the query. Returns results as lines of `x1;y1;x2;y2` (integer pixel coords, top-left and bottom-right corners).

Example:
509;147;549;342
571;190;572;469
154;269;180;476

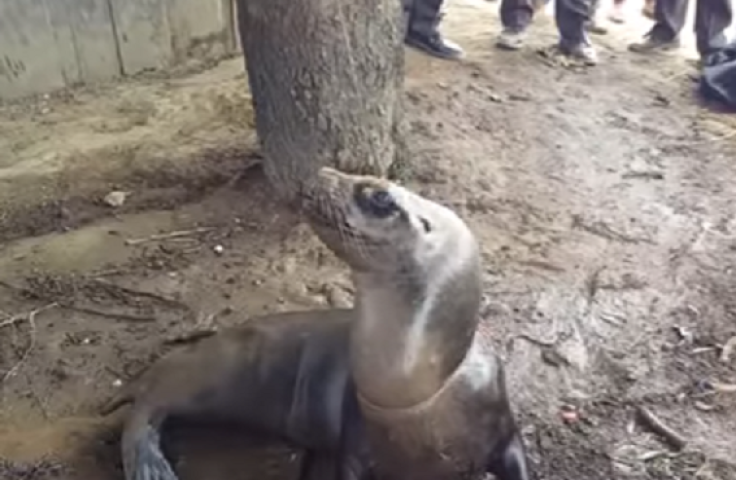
299;167;410;273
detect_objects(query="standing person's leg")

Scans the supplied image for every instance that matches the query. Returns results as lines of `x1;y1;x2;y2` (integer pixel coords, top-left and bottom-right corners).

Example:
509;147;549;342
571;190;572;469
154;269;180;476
555;0;598;64
496;0;536;50
694;0;733;60
629;0;689;53
609;0;627;23
643;0;655;19
585;0;608;35
405;0;464;59
586;0;610;35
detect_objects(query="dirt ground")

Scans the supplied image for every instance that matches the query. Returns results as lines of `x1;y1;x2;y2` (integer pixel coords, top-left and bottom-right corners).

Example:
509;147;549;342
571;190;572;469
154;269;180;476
1;1;735;479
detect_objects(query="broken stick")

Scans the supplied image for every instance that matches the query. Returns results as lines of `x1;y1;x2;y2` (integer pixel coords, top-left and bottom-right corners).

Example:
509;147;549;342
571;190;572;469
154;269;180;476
125;227;215;246
1;303;58;383
635;405;688;451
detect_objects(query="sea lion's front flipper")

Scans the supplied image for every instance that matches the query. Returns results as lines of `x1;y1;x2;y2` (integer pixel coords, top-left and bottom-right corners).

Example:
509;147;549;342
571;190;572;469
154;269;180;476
487;432;531;480
298;451;339;480
122;416;179;480
336;387;374;480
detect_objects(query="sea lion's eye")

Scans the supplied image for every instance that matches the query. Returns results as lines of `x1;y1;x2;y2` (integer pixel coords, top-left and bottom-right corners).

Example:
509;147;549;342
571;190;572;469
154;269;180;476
367;190;398;218
355;185;398;218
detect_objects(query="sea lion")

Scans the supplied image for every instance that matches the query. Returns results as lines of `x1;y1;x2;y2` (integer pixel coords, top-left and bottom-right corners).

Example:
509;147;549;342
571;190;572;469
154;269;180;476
299;167;531;480
115;168;528;480
112;309;368;480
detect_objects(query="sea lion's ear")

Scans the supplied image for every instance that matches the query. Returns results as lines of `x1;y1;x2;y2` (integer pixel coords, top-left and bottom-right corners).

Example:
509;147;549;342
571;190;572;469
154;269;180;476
419;217;432;233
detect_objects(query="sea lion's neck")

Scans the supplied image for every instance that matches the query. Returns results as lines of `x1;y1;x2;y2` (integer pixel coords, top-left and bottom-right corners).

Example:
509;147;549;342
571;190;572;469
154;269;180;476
350;269;481;409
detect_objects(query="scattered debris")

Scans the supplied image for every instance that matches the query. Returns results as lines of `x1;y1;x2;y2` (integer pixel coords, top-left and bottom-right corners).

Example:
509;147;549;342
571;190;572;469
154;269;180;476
583;266;605;307
0;458;68;480
0;278;160;323
536;45;594;70
711;381;736;394
541;347;571;367
103;190;130;207
560;404;579;424
571;214;656;245
638;450;669;462
720;335;736;363
635;406;688;451
507;93;532;102
673;326;694;345
163;329;217;346
1;303;58;383
487;92;504;103
693;400;716;412
622;170;664;180
652;94;670;107
322;283;353;308
91;279;190;310
62;305;156;323
598;312;627;327
125;227;216;246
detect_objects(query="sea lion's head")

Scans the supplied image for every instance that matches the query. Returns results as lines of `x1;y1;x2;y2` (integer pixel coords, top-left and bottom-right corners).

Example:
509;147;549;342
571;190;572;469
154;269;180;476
300;167;479;282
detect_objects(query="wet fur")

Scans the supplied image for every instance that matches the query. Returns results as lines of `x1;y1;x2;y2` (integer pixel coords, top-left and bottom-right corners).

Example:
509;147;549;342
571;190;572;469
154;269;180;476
116;309;363;480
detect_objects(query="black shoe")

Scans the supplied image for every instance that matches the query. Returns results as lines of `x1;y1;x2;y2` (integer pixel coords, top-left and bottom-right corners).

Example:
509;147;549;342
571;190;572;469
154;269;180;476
405;32;463;60
628;35;681;54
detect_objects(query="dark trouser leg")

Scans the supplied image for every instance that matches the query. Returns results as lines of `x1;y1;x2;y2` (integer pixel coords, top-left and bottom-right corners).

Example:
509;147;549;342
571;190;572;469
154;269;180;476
586;0;610;35
406;0;443;38
496;0;536;50
500;0;535;31
555;0;598;63
556;0;593;48
404;0;464;59
589;0;601;17
629;0;688;53
694;0;733;58
649;0;689;42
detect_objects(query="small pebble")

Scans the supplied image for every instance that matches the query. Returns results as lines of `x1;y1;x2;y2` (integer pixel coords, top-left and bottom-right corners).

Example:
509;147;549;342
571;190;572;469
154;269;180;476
103;191;129;208
323;284;353;308
560;405;579;423
112;379;123;388
213;245;224;255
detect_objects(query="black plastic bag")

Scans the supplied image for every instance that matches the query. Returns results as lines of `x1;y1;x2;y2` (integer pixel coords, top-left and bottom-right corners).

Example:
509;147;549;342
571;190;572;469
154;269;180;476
700;40;736;109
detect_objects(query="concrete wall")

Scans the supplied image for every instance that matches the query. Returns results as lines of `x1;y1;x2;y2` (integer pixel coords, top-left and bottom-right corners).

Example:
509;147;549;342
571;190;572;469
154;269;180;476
0;0;237;100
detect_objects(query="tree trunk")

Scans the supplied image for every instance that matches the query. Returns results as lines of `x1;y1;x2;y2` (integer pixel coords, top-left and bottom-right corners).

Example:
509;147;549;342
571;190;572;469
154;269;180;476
236;0;406;200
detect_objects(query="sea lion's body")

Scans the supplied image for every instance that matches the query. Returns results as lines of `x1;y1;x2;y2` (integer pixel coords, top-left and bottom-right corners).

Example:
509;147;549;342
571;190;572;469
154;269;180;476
117;309;363;480
119;167;531;480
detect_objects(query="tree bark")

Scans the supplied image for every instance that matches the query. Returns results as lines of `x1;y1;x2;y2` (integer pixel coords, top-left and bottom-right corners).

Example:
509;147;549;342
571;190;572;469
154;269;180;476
236;0;406;200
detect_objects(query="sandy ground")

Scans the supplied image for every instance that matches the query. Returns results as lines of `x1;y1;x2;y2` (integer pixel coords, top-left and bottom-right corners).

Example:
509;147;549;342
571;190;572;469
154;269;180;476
1;1;735;479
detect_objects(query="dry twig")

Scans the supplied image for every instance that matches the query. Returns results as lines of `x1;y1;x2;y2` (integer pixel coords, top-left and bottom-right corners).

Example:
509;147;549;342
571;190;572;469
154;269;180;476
635;405;688;450
711;381;736;394
124;227;215;246
1;303;58;383
92;279;189;310
59;305;156;323
163;329;217;345
0;279;157;323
